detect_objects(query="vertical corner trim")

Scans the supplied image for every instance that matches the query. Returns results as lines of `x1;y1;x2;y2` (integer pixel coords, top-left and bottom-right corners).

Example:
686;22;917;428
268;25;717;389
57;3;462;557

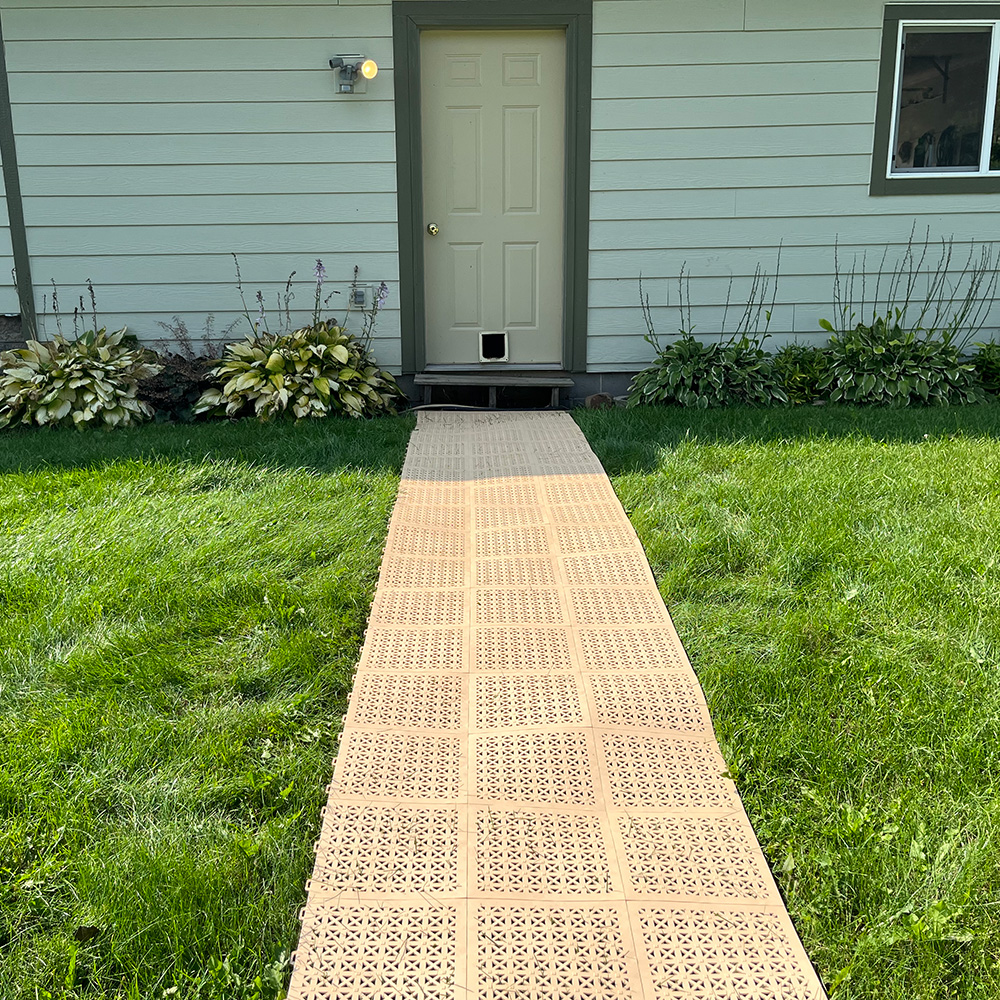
0;12;35;338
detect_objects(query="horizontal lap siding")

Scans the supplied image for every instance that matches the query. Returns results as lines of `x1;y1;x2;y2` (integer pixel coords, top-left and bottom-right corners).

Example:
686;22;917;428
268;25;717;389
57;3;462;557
590;0;1000;370
5;0;999;371
3;1;400;359
0;144;14;316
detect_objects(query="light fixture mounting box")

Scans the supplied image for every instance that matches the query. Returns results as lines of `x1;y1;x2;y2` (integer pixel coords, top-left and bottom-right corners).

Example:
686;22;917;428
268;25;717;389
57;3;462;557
330;53;371;94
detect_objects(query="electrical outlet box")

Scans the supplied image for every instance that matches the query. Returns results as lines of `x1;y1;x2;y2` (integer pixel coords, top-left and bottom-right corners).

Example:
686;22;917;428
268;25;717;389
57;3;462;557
351;284;373;308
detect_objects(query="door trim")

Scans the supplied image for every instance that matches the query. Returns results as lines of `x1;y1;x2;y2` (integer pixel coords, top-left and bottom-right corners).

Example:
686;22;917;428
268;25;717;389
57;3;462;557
392;0;593;374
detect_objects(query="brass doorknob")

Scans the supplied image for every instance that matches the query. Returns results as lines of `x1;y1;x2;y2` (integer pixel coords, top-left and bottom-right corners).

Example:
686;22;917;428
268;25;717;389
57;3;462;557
426;223;439;236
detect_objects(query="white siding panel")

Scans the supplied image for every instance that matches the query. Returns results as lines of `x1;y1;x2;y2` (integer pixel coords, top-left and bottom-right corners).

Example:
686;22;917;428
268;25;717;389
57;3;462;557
27;224;399;256
9;70;396;106
14;102;396;136
593;61;878;99
4;5;385;40
16;132;397;167
591;156;873;191
593;29;881;67
0;141;17;316
591;125;875;160
587;0;1000;372
23;193;396;227
5;38;393;73
592;94;874;131
20;164;399;197
744;0;882;31
31;253;401;284
593;0;745;34
5;1;402;367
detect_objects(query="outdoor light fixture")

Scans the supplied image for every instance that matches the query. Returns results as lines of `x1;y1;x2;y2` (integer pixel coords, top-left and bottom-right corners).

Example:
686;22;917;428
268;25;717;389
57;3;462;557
329;55;378;94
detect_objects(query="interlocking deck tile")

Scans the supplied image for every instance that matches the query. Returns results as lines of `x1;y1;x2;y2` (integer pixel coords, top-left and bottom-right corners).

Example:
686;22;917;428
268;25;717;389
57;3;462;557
289;412;827;1000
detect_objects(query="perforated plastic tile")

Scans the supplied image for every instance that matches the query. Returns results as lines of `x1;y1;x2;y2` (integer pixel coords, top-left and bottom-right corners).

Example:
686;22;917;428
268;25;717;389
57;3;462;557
563;551;653;586
477;810;614;894
475;526;550;558
474;505;548;531
475;556;557;588
542;476;619;505
474;588;565;625
334;731;462;800
395;504;468;530
618;815;777;901
549;502;624;525
291;904;457;1000
473;674;585;729
587;673;711;735
359;628;465;672
384;524;465;559
570;587;670;625
637;906;823;999
369;589;466;628
402;454;470;481
348;673;464;730
600;733;738;811
395;481;466;505
475;732;597;805
477;905;635;999
474;627;575;671
575;628;688;671
379;555;465;589
556;526;639;554
311;804;460;893
471;480;542;505
472;456;535;477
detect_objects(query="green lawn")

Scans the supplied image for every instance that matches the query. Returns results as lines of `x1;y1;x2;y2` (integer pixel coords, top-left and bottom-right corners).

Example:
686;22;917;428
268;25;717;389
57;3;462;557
3;406;999;999
577;405;1000;999
0;418;413;1000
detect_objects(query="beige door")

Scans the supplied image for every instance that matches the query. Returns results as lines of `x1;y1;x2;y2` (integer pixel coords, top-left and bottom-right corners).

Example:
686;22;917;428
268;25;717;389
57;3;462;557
420;30;566;367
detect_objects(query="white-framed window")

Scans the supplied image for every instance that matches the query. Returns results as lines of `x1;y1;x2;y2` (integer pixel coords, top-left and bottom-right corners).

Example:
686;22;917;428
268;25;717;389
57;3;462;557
872;5;1000;194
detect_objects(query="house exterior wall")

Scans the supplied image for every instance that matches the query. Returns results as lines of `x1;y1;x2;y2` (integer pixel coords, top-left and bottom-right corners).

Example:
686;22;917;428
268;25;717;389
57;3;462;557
0;0;998;372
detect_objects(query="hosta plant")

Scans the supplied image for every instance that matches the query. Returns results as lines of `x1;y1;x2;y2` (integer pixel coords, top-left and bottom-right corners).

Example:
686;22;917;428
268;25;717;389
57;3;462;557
972;341;1000;396
194;321;403;420
772;343;833;405
818;315;986;406
0;329;161;429
627;335;788;408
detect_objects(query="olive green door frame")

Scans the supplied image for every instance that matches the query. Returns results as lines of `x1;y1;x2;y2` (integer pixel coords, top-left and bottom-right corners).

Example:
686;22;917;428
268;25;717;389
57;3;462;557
392;0;593;374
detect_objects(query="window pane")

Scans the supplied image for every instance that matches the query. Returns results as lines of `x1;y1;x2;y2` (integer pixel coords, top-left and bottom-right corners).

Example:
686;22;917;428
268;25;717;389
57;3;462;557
892;29;992;173
993;63;1000;170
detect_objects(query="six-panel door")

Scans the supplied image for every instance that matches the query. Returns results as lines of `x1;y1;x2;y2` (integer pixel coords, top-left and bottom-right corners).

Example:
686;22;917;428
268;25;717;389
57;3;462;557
420;29;566;367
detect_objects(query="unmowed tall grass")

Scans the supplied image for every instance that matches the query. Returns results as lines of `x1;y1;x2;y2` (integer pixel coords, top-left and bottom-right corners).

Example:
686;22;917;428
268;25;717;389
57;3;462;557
577;406;1000;999
0;418;412;1000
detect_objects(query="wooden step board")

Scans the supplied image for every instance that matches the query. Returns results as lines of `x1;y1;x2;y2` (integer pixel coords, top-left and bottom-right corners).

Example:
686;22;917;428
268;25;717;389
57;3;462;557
415;372;575;408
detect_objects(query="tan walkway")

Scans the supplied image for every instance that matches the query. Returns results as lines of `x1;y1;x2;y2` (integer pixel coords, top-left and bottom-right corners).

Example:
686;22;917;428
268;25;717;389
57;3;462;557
288;411;826;1000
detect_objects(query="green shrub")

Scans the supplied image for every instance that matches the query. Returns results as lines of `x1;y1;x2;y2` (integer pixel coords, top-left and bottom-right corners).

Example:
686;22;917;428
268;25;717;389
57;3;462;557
818;316;985;406
627;335;788;409
193;321;403;420
772;343;833;404
0;329;161;429
971;341;1000;395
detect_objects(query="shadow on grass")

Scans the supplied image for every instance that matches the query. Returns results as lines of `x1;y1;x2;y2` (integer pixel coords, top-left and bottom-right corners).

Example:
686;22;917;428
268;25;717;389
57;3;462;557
575;403;1000;475
0;414;416;476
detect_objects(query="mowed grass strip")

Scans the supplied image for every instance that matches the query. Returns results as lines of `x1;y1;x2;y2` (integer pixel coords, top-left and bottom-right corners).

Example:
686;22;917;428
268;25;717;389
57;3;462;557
0;418;413;1000
577;405;1000;1000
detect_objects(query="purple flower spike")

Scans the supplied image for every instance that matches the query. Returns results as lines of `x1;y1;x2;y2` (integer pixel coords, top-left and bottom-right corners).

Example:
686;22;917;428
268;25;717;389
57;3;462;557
376;281;389;308
314;259;326;285
256;289;266;323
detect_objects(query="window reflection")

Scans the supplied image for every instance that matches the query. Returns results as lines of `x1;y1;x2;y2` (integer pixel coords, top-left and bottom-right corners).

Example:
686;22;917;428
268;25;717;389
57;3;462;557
893;29;992;172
